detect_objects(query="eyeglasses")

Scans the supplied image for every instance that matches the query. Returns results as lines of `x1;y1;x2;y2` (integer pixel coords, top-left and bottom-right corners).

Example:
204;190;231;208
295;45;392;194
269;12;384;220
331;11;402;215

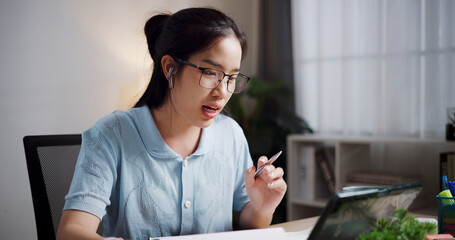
174;57;250;93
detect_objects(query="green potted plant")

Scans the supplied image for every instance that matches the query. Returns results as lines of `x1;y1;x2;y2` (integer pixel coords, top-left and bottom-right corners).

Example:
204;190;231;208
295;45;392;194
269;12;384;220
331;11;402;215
225;76;313;223
357;209;437;240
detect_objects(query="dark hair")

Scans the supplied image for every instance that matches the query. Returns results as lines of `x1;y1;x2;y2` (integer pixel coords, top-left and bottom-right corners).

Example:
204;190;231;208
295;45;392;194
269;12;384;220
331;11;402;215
134;7;248;108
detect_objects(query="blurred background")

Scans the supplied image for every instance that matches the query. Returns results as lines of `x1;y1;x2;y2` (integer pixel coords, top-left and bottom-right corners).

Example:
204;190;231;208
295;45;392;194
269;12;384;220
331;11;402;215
1;0;454;239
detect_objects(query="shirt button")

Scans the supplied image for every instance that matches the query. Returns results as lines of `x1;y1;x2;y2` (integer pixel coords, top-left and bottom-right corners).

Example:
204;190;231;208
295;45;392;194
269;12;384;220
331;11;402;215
183;159;188;167
184;200;191;208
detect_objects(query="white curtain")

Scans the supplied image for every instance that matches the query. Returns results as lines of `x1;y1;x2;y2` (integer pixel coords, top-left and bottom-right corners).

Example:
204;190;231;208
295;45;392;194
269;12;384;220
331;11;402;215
291;0;455;138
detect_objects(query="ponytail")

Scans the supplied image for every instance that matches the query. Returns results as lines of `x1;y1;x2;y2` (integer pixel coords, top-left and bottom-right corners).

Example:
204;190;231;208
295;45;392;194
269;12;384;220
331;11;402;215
144;14;170;61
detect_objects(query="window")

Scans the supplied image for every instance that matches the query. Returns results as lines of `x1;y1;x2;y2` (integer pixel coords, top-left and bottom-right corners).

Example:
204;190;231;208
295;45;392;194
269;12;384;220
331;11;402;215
291;0;455;138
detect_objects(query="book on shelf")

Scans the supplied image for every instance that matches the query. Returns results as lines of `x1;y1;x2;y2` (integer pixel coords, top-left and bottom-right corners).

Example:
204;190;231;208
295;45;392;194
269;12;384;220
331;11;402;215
299;145;316;200
347;172;421;186
298;145;334;200
315;147;336;194
440;151;455;192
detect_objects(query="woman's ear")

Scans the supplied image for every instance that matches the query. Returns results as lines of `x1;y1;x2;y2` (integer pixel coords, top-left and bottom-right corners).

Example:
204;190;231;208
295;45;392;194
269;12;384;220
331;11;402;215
161;55;177;88
161;55;176;80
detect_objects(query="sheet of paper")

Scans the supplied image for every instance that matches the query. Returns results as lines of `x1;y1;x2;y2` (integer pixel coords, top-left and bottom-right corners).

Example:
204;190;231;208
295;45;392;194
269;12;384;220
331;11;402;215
149;227;286;240
285;227;312;240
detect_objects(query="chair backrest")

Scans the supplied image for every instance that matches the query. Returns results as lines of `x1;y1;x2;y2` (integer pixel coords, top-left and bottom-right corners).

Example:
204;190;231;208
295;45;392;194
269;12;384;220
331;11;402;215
23;134;82;239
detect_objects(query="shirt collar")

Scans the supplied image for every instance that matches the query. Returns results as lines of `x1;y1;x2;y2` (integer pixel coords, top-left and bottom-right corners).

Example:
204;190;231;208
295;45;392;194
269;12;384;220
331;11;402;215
135;105;212;159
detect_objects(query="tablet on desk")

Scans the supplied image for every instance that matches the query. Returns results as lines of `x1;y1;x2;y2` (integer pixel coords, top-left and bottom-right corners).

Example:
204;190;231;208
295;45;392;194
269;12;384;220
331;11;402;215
301;181;422;240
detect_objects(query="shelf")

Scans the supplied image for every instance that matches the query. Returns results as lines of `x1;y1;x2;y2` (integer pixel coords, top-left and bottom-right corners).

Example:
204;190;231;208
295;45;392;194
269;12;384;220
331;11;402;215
286;134;455;221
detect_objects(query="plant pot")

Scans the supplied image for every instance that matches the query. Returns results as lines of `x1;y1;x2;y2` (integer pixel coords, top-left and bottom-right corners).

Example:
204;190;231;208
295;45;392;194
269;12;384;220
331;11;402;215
447;124;455;141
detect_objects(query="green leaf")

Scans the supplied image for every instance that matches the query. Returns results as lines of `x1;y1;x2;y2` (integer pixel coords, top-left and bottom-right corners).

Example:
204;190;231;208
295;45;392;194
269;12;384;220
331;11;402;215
356;209;437;240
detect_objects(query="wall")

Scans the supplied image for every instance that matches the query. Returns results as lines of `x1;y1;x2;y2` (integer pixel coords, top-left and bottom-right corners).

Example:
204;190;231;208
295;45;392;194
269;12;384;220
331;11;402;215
0;0;259;238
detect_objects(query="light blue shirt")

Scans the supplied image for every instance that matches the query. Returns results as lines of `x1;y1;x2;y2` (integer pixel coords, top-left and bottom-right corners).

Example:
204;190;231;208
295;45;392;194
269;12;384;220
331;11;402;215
64;106;253;239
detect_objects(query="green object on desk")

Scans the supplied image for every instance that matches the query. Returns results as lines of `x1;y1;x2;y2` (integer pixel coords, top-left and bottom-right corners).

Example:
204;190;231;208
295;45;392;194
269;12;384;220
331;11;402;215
357;209;437;240
440;190;455;205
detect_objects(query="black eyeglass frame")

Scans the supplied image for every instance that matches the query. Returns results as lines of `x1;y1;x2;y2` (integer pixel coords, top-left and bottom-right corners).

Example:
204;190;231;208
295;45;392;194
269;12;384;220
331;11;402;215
174;57;250;93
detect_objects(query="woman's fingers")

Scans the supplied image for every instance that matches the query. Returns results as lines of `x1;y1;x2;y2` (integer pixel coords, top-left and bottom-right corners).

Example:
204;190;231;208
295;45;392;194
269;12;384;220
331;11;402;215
246;156;285;189
257;156;268;169
244;165;256;188
259;166;284;184
267;177;287;193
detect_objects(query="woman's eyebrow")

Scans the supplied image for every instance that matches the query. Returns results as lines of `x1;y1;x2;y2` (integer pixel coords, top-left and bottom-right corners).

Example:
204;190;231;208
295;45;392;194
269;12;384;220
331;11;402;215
202;59;240;72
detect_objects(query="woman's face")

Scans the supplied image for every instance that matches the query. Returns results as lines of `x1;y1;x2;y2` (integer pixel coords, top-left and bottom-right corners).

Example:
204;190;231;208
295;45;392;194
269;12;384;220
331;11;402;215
169;35;242;129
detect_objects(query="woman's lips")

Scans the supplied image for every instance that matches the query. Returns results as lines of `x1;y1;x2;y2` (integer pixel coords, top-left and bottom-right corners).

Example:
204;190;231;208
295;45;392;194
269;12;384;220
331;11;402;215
202;105;221;119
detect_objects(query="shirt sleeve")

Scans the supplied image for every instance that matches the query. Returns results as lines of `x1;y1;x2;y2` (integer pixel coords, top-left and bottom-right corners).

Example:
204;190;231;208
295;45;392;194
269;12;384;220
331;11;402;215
63;125;118;220
231;121;254;211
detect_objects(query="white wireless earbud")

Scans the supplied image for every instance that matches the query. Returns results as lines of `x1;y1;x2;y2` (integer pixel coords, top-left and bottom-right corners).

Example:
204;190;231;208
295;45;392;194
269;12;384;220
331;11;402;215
168;67;175;88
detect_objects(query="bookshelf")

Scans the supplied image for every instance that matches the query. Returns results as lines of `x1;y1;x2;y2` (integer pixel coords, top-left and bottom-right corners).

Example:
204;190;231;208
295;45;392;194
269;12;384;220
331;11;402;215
286;134;455;221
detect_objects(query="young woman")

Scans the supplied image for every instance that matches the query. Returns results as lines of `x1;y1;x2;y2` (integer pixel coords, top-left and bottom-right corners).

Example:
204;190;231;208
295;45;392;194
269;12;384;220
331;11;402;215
57;7;286;240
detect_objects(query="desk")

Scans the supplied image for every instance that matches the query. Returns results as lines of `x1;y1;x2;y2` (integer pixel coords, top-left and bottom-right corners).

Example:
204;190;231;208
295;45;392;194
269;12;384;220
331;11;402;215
271;216;318;232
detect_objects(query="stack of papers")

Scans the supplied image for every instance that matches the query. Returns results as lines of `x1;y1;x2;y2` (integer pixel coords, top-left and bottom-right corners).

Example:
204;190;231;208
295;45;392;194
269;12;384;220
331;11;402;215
150;227;287;240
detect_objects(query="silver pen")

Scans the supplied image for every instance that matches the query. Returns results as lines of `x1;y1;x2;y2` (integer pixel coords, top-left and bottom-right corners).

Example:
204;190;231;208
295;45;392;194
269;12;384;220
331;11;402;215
243;150;282;188
253;150;282;178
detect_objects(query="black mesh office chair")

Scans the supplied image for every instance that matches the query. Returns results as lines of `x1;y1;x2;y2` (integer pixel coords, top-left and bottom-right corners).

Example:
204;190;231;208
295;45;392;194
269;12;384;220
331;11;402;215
23;134;82;239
